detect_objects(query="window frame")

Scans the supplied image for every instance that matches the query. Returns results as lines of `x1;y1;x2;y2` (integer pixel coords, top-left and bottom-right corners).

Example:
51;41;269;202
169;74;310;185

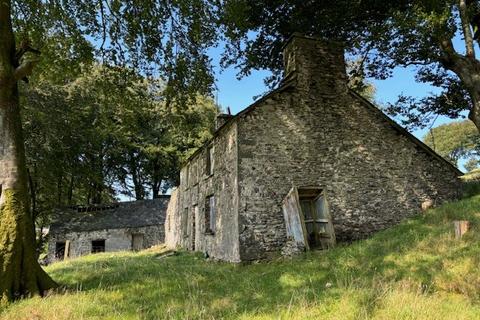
205;195;216;234
206;145;214;176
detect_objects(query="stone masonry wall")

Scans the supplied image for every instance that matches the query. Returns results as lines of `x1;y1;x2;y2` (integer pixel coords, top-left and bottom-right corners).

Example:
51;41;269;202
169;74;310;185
166;122;240;262
236;36;461;261
48;224;164;262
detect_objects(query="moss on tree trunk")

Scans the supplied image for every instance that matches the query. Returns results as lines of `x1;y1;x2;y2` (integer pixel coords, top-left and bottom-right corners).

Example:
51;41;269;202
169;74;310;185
0;0;57;304
0;190;57;304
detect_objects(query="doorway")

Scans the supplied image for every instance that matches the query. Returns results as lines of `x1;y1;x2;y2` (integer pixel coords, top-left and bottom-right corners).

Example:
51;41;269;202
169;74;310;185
55;241;66;260
132;233;144;251
282;187;335;250
91;239;106;253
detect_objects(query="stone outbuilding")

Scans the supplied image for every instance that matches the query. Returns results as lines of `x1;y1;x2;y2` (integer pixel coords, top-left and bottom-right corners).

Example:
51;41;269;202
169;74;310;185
164;34;462;262
48;197;169;262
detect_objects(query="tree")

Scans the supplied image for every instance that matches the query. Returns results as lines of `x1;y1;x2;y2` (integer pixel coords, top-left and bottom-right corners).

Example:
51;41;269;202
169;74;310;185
1;0;218;303
21;64;217;256
219;1;480;132
423;120;480;166
465;158;479;171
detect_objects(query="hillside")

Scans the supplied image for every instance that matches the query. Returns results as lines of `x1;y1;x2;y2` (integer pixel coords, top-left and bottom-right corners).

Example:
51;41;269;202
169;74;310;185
1;185;480;319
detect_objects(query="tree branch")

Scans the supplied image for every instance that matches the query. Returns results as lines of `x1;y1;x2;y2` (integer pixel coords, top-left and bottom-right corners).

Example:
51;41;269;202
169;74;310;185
15;39;40;62
14;56;40;81
459;0;476;58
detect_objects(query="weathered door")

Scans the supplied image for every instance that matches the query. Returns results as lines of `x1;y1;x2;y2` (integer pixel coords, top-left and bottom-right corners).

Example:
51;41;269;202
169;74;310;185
132;234;144;251
300;199;321;248
314;193;336;249
282;187;309;250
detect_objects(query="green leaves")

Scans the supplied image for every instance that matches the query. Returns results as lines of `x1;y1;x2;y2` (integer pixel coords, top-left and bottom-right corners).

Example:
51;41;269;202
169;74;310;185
12;0;219;107
423;120;480;167
22;64;217;210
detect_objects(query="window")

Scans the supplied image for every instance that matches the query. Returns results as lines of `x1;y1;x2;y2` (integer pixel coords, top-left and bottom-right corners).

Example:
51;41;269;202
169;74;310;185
205;195;216;234
183;207;189;237
91;239;106;253
192;205;198;251
206;145;214;176
183;166;189;189
55;241;66;260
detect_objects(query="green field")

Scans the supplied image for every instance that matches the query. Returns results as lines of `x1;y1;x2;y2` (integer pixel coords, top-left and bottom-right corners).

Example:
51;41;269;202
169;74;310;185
2;183;480;319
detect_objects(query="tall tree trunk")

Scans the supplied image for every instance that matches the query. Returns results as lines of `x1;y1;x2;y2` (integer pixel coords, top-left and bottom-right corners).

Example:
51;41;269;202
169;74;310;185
129;151;145;200
469;93;480;132
67;174;74;205
439;38;480;132
0;0;57;303
151;160;162;199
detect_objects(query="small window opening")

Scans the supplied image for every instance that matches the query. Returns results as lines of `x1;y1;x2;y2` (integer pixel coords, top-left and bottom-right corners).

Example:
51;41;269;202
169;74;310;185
206;146;214;175
183;207;189;237
91;239;106;253
55;241;66;260
205;195;216;234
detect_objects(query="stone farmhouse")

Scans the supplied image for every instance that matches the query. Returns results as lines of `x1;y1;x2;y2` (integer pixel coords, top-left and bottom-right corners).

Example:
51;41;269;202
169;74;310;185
164;34;462;262
48;197;169;262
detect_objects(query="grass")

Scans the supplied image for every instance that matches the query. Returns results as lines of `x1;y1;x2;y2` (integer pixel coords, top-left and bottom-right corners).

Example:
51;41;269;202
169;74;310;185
2;186;480;319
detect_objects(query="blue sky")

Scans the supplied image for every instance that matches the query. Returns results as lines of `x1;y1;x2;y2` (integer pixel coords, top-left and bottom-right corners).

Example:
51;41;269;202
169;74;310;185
212;49;461;142
210;37;471;152
209;40;473;173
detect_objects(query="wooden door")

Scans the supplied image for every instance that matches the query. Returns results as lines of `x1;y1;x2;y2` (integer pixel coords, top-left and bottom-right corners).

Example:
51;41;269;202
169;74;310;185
300;199;321;248
282;187;309;250
314;193;336;248
132;234;144;251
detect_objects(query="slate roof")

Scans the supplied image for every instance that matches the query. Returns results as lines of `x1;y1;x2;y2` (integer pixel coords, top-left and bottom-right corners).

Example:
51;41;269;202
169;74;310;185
49;196;170;234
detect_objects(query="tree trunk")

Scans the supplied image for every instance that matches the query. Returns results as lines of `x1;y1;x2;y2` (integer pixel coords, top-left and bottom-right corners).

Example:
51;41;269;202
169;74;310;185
67;174;74;205
129;151;145;200
0;84;57;303
0;0;57;303
469;95;480;132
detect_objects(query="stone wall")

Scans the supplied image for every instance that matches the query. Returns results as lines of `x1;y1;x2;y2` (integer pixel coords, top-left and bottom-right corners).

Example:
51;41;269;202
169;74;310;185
236;35;461;261
47;224;164;262
166;122;240;262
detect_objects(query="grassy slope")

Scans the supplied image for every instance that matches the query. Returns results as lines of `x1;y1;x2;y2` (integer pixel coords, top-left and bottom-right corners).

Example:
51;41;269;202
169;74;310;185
2;186;480;319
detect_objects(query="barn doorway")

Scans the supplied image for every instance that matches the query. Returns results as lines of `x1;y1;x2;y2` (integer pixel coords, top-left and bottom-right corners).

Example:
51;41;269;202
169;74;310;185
91;239;106;253
132;234;144;251
55;241;66;260
282;187;335;250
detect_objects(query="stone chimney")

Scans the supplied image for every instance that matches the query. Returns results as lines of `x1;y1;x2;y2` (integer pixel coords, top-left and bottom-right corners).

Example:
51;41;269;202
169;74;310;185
215;113;233;131
282;33;347;92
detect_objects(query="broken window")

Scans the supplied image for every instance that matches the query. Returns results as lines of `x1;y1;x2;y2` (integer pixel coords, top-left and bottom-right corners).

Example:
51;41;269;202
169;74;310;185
282;187;335;250
205;195;216;234
55;241;66;260
206;145;214;176
91;239;106;253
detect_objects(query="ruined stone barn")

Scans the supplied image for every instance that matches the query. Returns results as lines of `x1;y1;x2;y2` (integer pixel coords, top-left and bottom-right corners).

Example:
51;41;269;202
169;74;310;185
48;197;169;261
164;34;462;262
